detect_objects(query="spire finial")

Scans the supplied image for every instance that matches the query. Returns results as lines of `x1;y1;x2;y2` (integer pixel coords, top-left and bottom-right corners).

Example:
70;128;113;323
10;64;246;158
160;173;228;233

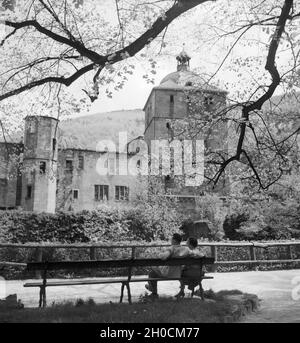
176;44;191;71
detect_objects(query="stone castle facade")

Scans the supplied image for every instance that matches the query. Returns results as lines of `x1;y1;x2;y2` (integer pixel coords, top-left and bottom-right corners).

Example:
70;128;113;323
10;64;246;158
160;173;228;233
0;50;229;213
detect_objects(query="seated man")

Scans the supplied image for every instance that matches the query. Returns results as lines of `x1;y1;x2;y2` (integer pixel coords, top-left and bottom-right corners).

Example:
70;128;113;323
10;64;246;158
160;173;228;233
145;233;190;298
175;237;205;298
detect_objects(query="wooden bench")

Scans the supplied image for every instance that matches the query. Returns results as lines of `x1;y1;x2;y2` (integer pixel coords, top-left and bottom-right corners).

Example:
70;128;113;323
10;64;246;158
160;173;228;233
24;257;215;307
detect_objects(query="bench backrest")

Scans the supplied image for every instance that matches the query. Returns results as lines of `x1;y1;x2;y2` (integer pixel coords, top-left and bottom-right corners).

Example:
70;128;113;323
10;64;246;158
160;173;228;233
27;257;215;271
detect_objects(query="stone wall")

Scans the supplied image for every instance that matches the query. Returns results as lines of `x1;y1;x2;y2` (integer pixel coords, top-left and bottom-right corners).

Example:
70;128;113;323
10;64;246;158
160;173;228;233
0;142;22;209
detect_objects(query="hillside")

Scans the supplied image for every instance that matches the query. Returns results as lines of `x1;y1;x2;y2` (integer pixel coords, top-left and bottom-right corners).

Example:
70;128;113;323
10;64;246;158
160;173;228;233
58;109;145;150
1;92;299;149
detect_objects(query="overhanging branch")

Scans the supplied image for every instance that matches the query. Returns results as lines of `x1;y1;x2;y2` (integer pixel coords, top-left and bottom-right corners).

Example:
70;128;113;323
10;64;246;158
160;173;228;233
1;0;211;102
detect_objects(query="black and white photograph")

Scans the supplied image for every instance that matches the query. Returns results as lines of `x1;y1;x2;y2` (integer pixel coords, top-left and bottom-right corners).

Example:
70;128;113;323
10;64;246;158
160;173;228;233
0;0;300;329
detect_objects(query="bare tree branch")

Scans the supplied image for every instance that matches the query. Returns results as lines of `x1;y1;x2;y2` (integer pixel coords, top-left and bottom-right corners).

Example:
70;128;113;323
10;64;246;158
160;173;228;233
213;0;294;189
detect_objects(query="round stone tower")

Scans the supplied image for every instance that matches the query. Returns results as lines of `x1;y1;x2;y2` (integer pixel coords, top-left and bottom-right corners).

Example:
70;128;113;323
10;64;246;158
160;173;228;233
21;116;59;213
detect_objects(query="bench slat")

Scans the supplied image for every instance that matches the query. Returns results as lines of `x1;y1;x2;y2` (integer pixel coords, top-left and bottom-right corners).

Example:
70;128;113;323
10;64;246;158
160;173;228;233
26;257;215;271
24;276;214;288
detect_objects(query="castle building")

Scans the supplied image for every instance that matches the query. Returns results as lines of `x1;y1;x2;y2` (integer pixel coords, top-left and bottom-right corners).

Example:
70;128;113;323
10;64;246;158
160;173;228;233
143;48;229;208
0;49;229;213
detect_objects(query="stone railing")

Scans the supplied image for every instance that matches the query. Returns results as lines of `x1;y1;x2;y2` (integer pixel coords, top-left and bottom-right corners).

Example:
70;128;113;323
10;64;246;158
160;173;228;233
1;240;300;271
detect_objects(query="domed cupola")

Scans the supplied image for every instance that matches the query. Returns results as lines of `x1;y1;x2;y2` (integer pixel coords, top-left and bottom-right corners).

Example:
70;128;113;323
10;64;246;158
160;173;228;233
158;46;227;93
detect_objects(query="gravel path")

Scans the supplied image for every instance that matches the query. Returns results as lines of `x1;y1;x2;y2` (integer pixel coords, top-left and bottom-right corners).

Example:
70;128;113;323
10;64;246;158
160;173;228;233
3;269;300;322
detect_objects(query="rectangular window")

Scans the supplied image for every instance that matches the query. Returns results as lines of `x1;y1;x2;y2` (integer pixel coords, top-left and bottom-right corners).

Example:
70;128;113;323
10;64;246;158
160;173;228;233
204;96;214;106
39;161;46;174
170;95;174;116
94;185;109;201
147;107;150;126
27;185;32;199
186;95;191;108
78;156;84;170
165;175;175;188
115;186;129;201
0;178;7;186
28;120;36;133
66;160;73;171
52;138;57;152
73;189;79;200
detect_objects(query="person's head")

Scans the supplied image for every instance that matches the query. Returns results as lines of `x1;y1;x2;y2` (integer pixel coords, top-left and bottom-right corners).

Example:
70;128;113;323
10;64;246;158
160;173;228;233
187;237;198;250
171;233;182;245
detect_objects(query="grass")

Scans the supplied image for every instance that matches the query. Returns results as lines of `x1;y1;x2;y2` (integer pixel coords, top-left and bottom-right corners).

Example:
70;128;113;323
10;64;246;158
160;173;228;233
0;290;247;323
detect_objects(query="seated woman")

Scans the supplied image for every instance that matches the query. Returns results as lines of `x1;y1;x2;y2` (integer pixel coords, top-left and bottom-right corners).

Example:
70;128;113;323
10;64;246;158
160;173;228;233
145;233;190;298
175;237;205;299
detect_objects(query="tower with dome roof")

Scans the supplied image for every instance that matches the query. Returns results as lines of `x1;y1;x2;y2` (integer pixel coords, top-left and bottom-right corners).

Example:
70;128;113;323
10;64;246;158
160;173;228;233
143;47;229;203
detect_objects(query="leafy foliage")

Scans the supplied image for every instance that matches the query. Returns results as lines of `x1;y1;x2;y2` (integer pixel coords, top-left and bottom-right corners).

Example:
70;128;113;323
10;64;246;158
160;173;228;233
0;203;182;244
223;197;300;241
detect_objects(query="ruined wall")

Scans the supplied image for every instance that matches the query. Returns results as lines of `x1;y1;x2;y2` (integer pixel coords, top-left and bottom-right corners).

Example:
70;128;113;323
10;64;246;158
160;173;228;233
0;142;22;209
56;149;139;211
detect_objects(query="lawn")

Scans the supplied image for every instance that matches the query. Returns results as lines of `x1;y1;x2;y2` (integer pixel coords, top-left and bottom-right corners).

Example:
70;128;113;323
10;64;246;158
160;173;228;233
0;290;256;323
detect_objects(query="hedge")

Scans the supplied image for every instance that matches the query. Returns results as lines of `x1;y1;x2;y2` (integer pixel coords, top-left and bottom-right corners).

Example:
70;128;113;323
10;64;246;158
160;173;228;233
0;206;183;279
1;208;300;279
0;206;182;244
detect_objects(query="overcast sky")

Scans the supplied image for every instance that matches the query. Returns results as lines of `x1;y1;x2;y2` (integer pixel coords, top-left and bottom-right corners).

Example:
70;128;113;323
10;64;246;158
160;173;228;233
88;55;184;114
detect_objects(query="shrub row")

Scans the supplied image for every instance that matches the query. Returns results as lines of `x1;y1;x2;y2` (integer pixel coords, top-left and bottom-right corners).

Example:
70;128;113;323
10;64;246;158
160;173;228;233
0;206;182;279
0;206;181;244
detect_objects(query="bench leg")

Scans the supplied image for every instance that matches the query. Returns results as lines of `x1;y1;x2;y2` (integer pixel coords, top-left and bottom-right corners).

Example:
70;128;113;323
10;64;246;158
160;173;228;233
126;282;132;305
191;287;195;298
120;283;125;303
38;286;47;308
199;282;204;301
39;287;43;308
42;287;47;308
